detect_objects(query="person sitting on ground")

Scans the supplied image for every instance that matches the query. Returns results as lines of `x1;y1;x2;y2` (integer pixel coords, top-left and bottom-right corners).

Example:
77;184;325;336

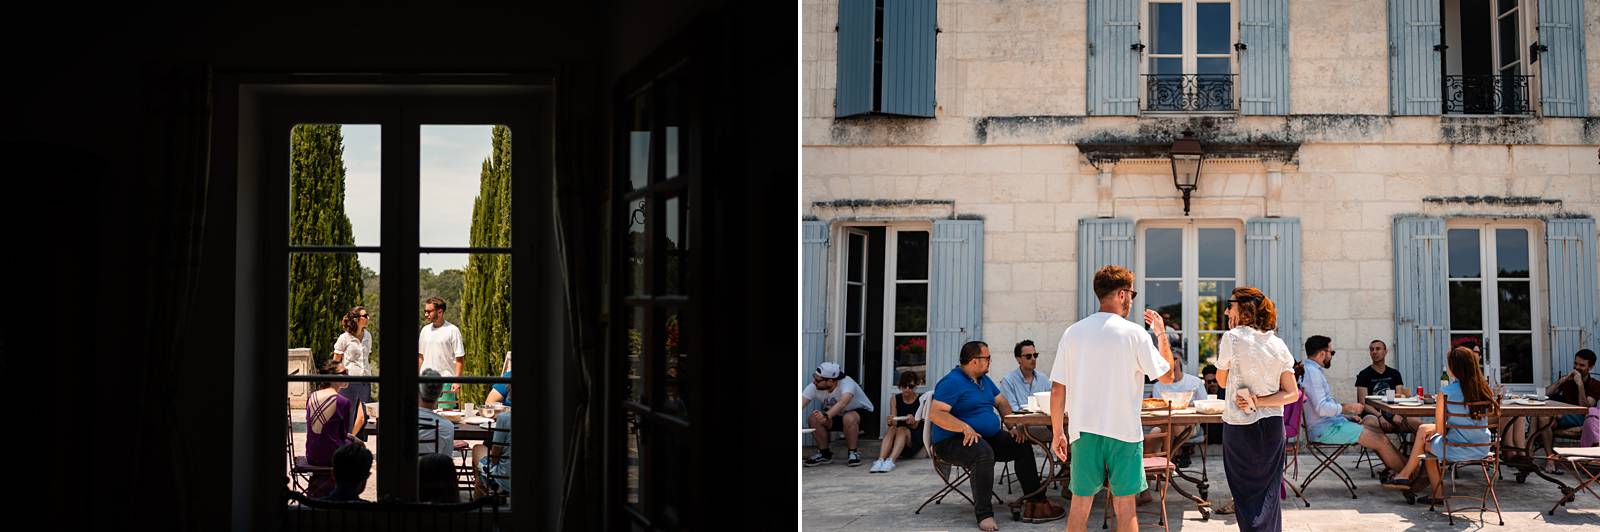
1382;347;1497;504
871;371;925;473
418;453;461;504
800;361;876;467
1300;335;1407;481
417;369;456;455
473;384;513;497
321;442;373;503
931;341;1064;530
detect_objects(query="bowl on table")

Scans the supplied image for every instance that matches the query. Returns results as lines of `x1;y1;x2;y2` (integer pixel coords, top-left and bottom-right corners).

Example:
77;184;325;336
1192;399;1226;414
437;410;466;423
1159;391;1194;410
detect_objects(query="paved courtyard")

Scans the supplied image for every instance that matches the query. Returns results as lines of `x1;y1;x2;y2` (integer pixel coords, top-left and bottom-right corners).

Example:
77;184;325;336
802;439;1598;531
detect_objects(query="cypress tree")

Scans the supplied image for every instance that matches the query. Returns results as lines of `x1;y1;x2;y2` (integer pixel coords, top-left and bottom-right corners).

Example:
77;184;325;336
288;124;364;371
460;125;513;404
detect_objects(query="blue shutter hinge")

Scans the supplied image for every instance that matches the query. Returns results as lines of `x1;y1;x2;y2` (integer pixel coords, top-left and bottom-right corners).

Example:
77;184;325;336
1131;42;1145;52
1234;42;1247;52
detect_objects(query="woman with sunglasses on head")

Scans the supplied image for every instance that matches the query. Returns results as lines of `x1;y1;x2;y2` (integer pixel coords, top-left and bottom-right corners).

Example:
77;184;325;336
1215;286;1299;532
332;306;373;435
870;371;925;473
304;359;365;497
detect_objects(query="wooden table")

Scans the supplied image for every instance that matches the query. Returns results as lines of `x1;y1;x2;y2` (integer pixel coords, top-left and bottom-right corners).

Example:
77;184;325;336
1003;410;1223;520
358;417;496;441
1364;397;1588;498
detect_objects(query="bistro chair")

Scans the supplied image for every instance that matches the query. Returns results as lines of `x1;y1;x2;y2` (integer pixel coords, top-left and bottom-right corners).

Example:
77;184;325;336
914;391;1007;515
1422;394;1503;526
1101;399;1176;531
1298;395;1359;499
1546;447;1600;515
287;399;333;495
477;423;513;503
1279;393;1309;507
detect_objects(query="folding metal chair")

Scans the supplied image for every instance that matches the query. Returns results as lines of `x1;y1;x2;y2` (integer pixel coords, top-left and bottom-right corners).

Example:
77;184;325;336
914;392;1006;515
1547;447;1600;515
1101;400;1177;532
1280;394;1309;507
1425;395;1503;526
1298;396;1359;499
287;399;332;495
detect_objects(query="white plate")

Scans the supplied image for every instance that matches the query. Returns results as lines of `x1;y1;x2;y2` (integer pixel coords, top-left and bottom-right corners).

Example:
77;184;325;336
1365;395;1387;401
464;416;495;424
1393;400;1424;406
1512;399;1547;406
891;415;911;421
800;428;815;434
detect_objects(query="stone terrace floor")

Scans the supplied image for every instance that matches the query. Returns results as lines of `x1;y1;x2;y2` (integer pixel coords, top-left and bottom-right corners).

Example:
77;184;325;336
802;438;1599;531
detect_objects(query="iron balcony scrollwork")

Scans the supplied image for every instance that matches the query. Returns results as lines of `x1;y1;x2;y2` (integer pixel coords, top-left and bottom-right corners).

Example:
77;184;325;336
1143;74;1236;112
1443;74;1532;115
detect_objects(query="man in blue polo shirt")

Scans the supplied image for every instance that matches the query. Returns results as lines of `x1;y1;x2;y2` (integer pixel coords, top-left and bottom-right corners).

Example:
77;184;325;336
929;341;1064;531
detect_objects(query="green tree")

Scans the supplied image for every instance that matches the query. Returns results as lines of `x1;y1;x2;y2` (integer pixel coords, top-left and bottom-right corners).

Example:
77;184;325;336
361;265;381;398
459;126;513;404
288;124;364;370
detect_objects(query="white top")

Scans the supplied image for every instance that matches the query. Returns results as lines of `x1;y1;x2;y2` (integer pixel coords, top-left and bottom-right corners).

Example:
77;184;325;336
333;330;373;376
1214;326;1296;425
800;375;876;413
418;321;465;377
1050;312;1170;444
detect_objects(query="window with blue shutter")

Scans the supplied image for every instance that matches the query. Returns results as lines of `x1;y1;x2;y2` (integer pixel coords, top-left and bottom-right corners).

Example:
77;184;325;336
927;220;982;382
1536;1;1589;117
1388;0;1443;115
1077;218;1136;319
1089;0;1141;115
1245;218;1301;353
836;0;937;118
1238;0;1289;115
1546;218;1598;381
1393;216;1450;389
802;221;830;388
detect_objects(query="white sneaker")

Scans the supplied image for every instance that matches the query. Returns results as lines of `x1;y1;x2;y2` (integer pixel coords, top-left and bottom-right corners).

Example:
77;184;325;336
881;460;896;473
868;459;886;473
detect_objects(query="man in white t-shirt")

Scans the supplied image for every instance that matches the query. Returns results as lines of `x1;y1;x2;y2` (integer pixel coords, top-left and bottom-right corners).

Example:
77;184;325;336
1050;265;1175;532
418;297;465;399
800;361;876;467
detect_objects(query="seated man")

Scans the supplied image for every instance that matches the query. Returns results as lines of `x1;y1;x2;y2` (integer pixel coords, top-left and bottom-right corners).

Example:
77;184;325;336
321;442;373;503
997;339;1052;442
1540;349;1599;472
1301;335;1407;480
800;361;875;467
929;341;1064;530
417;369;456;455
473;384;513;497
1354;339;1421;434
1149;356;1206;467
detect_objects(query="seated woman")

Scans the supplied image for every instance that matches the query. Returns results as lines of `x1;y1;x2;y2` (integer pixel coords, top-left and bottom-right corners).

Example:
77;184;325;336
305;360;364;497
1381;347;1497;504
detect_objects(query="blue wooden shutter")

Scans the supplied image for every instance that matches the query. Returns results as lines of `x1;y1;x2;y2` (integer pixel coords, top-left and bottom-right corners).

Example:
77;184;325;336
836;0;876;118
1537;1;1589;117
928;220;984;383
802;221;830;387
1239;0;1289;115
1245;218;1302;355
1077;218;1136;319
881;0;937;117
1087;0;1140;116
1388;0;1442;115
1546;218;1599;381
1393;216;1450;390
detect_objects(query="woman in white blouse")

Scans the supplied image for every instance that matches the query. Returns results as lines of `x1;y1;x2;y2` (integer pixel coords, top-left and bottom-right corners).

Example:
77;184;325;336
1214;287;1299;532
333;306;373;435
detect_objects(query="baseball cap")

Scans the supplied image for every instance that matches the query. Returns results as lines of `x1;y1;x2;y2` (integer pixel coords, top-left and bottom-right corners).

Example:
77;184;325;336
816;361;843;379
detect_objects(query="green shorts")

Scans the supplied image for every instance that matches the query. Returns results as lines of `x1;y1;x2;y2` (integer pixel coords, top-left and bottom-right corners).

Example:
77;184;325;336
1312;419;1364;445
1069;432;1148;497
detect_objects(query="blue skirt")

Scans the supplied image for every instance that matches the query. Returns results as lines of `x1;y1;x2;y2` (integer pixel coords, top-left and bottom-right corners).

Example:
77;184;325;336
1223;418;1285;532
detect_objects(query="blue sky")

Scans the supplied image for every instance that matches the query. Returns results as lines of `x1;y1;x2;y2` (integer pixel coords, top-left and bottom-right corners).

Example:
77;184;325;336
338;124;497;274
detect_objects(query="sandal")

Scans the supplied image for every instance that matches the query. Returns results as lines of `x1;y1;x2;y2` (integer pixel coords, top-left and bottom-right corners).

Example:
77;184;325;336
1213;499;1235;515
1380;477;1411;490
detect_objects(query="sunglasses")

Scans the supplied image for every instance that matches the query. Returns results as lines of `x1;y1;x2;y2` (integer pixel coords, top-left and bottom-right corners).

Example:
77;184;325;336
1123;288;1139;299
1018;353;1037;360
359;314;369;319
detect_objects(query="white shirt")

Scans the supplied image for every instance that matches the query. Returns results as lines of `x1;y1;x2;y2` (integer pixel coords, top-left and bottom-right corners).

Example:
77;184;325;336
1051;312;1171;444
1214;326;1296;425
418;320;465;377
333;330;373;376
800;375;876;413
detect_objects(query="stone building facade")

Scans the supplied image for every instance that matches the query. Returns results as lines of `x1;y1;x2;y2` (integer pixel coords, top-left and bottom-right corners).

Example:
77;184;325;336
801;0;1600;435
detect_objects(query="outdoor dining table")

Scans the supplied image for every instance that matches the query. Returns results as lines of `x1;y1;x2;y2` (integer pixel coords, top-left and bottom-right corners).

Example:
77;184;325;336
1003;409;1223;520
1363;396;1589;504
358;417;496;441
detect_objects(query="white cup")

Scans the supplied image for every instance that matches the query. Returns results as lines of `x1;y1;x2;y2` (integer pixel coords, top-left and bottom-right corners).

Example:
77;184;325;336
1205;394;1218;402
465;402;476;414
1383;389;1395;403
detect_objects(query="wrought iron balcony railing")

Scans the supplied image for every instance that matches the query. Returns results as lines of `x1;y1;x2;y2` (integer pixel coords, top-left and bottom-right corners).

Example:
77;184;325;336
1143;74;1237;112
1443;74;1532;115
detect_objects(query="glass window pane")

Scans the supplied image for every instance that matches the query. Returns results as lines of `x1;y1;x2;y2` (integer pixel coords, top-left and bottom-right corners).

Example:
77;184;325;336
1499;334;1532;384
1197;3;1232;54
1448;229;1481;278
1197;57;1231;76
658;73;683;181
1149;3;1183;55
846;334;862;366
662;195;687;295
1198;333;1221;374
287;383;377;500
626;307;646;404
420;125;508;248
1145;228;1182;278
1198;228;1235;278
629;95;651;191
1497;280;1531;330
1198;280;1235;331
661;309;687;419
846;285;863;334
895;284;928;333
1498;14;1519;70
290;124;380;246
1149;57;1183;76
894;335;928;389
626;198;646;296
1145;280;1183;330
1498;0;1517;14
1494;229;1528;277
848;233;865;282
1449;281;1483;331
417;253;511;404
897;231;929;281
289;251;372;374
